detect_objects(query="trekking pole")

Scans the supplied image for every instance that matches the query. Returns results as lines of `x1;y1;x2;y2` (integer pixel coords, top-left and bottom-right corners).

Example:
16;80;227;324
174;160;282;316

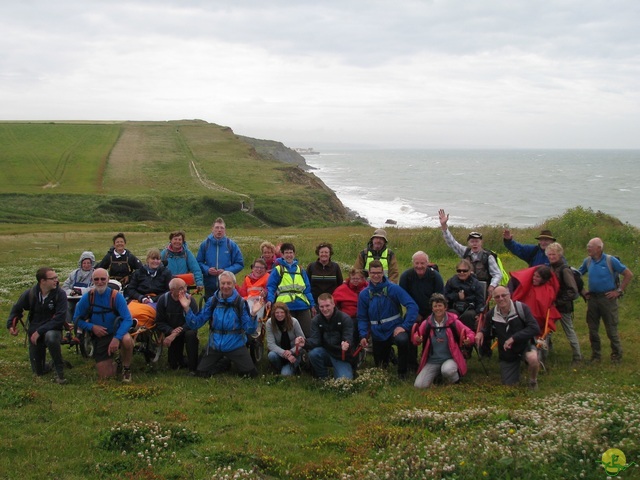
473;344;489;376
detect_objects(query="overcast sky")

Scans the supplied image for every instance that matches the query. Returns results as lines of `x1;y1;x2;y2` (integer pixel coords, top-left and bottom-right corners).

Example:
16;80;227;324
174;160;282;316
2;1;639;148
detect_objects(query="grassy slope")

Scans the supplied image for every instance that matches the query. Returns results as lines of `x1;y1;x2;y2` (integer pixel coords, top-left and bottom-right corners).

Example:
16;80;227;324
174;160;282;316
0;207;638;479
0;121;351;228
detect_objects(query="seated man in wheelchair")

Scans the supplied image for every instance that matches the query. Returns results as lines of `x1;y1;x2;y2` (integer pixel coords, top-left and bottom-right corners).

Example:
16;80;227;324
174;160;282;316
74;269;135;382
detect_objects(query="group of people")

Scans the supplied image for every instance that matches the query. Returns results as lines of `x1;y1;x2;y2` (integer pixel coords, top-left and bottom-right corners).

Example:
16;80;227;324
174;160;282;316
6;211;633;390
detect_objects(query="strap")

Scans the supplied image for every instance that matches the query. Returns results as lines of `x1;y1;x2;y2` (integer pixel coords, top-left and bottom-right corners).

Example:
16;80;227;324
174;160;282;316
370;313;401;325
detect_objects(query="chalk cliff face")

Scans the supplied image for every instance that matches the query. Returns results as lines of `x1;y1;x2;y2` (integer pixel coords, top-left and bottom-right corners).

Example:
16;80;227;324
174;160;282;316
237;136;311;170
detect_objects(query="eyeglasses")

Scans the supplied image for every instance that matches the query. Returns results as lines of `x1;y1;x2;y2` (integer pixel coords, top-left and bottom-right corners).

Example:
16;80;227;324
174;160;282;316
46;276;59;281
93;277;108;282
456;269;470;273
369;271;384;276
494;294;509;299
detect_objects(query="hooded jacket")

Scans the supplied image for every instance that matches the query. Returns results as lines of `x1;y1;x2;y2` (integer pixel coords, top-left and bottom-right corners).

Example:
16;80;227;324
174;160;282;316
62;251;95;295
332;279;368;318
266;258;315;310
196;235;244;292
125;264;173;302
160;241;204;287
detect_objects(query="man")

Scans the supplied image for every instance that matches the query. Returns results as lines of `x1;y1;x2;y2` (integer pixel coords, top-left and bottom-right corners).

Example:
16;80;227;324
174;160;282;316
475;286;540;389
578;237;633;363
503;229;555;266
75;268;135;382
155;277;199;373
196;217;244;299
439;209;502;295
354;228;399;283
307;293;354;380
7;267;68;384
180;271;260;378
358;260;419;378
399;251;444;370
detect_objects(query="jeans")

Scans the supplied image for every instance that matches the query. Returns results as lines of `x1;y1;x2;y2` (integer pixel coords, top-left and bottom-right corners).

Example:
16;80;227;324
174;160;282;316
308;347;353;379
268;350;300;376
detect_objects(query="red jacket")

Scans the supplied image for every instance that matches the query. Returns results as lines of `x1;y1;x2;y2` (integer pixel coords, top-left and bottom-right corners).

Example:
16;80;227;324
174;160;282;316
332;280;368;318
510;267;561;334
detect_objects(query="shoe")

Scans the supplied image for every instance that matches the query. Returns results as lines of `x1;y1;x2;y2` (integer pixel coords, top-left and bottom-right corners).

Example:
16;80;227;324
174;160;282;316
122;369;132;383
529;380;538;391
590;356;601;364
53;376;68;385
571;357;583;365
611;356;622;364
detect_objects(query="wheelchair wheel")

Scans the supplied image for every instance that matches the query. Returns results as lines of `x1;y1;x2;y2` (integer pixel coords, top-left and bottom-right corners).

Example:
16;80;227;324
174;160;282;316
142;330;163;364
249;337;264;365
79;332;94;359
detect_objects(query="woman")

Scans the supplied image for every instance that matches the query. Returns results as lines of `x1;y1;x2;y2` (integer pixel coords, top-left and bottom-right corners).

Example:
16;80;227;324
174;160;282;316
239;258;270;322
160;230;204;292
307;242;343;304
125;248;173;305
411;293;475;388
332;268;368;347
260;241;280;273
266;243;315;337
96;233;143;286
444;259;485;332
266;303;306;375
510;265;561;356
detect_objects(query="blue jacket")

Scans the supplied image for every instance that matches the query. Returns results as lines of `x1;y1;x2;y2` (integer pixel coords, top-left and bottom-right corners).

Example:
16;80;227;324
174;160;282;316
503;239;549;267
357;277;418;341
196;235;244;292
185;289;256;352
160;242;204;287
266;258;315;310
74;288;133;341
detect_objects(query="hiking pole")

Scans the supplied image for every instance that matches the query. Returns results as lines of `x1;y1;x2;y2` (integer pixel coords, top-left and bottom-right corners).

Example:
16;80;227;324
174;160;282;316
473;344;489;376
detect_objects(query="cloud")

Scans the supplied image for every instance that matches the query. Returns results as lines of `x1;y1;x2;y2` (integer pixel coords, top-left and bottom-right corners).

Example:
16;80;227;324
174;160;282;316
1;0;639;147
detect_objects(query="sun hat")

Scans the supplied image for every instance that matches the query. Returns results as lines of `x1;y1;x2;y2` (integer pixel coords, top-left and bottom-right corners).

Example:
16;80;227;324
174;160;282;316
467;231;483;240
535;230;556;241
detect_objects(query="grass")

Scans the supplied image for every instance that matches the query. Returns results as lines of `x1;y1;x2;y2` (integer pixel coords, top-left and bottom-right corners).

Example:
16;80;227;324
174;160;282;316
0;207;639;479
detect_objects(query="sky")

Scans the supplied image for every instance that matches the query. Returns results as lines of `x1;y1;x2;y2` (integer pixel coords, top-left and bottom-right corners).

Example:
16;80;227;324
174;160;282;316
2;1;639;149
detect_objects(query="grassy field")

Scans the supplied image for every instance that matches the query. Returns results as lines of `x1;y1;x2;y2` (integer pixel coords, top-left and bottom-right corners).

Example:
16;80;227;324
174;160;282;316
0;121;350;227
0;207;638;479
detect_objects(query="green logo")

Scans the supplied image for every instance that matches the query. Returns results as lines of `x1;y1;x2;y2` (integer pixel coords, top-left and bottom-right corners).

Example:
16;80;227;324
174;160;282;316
597;448;636;476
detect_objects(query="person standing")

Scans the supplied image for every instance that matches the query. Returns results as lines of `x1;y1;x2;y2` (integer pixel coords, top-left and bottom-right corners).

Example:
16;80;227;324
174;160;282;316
197;218;244;299
578;237;633;363
502;229;556;267
160;230;204;292
354;228;399;283
7;267;68;384
307;242;343;304
357;260;418;379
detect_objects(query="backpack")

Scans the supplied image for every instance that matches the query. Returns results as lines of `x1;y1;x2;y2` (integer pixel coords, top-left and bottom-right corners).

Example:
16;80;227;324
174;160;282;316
85;288;120;321
586;254;621;289
557;264;584;301
463;248;510;287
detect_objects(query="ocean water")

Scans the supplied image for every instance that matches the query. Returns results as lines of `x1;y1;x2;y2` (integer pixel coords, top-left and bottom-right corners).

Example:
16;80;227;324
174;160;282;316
304;149;640;228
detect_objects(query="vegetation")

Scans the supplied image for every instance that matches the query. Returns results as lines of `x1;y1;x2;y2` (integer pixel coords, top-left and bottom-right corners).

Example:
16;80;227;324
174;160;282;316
0;121;351;228
0;207;638;479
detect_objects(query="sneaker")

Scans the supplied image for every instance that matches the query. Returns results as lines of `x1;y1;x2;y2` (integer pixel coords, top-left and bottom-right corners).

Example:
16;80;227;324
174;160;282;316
122;369;132;383
53;376;68;385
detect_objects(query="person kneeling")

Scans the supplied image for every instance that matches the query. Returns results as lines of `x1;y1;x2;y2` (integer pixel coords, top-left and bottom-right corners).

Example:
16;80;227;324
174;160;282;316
75;269;135;382
412;293;475;388
307;294;354;380
179;271;261;378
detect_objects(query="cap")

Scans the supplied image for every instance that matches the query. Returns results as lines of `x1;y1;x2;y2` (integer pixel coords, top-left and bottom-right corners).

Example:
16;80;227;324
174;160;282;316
535;230;556;241
467;232;483;240
371;228;388;242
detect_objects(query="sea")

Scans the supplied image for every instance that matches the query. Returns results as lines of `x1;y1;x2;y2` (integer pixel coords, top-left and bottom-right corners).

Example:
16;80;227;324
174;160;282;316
303;149;640;229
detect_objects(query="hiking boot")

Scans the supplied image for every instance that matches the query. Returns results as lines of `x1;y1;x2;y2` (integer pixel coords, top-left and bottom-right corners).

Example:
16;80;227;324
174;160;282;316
122;369;132;383
53;375;68;385
590;356;601;364
571;357;583;366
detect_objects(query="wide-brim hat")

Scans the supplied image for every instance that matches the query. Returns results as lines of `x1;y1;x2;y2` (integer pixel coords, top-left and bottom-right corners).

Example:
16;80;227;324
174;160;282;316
467;231;483;240
535;229;556;241
371;228;388;242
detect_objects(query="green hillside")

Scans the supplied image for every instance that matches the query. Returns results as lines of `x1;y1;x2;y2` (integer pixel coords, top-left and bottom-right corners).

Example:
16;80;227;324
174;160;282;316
0;121;352;229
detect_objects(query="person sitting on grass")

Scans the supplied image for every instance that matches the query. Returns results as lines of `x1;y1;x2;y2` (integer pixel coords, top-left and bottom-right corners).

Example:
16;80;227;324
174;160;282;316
74;269;135;382
266;302;306;376
179;271;262;378
7;267;69;384
475;286;540;390
411;293;475;389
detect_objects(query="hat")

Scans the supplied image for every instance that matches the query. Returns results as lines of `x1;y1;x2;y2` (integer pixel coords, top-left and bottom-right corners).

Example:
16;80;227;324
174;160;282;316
371;228;388;242
535;230;556;241
467;231;483;240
